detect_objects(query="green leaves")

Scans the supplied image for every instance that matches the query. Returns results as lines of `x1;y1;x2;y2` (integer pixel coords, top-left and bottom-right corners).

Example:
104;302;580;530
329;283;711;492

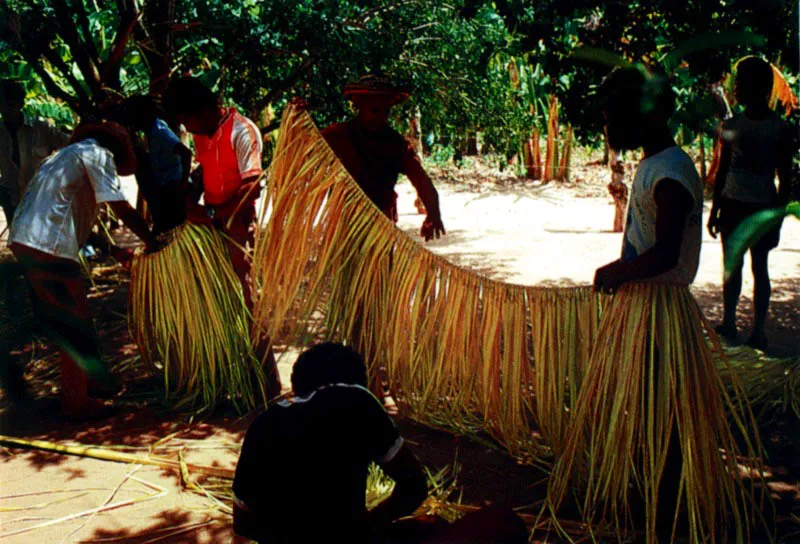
723;201;799;282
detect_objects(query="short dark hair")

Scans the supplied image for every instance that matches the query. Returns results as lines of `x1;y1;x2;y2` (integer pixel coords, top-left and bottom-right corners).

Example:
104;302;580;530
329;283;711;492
291;342;368;397
602;66;676;117
735;57;773;101
0;80;25;103
163;77;220;117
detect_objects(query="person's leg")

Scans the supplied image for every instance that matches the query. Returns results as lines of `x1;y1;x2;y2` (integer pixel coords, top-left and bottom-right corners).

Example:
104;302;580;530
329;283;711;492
718;234;742;340
11;244;111;416
224;205;282;398
747;247;771;349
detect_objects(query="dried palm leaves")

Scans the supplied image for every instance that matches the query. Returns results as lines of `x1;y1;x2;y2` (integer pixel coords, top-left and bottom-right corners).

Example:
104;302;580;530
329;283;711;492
130;222;266;412
251;105;765;542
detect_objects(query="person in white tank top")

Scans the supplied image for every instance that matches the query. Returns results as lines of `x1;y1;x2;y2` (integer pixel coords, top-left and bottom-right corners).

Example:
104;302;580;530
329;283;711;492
591;67;702;537
707;57;793;351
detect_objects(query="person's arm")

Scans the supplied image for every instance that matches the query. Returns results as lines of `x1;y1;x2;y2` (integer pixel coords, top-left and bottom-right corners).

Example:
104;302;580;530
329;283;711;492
106;200;157;250
401;145;445;241
173;141;193;190
594;178;693;294
776;121;795;205
708;126;732;238
368;443;428;528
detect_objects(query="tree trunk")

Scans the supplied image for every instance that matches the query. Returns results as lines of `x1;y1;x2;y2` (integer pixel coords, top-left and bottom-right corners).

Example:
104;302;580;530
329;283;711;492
601;136;609;164
532;130;542;180
543;95;559;182
557;125;573;182
407;107;422;155
698;133;707;182
608;148;628;233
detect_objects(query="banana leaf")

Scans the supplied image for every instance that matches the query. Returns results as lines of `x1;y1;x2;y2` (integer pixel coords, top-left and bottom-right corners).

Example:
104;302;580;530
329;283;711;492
724;201;800;281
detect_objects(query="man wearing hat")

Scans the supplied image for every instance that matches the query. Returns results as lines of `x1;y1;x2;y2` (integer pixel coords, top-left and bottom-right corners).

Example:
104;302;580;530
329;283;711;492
322;74;445;241
6;121;157;418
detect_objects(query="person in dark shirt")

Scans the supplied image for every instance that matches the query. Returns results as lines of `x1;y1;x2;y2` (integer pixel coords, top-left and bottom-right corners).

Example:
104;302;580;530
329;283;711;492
232;342;428;543
320;74;445;242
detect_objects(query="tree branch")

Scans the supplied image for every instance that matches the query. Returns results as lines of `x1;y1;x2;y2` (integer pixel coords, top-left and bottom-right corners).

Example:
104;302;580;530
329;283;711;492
101;7;142;87
41;46;91;106
51;0;103;95
73;0;100;61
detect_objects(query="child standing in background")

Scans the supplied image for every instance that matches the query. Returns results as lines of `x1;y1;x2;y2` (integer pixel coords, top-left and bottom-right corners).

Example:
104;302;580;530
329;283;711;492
707;57;794;350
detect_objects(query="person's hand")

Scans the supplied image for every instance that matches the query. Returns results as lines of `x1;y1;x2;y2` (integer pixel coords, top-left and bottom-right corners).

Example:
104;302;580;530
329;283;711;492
235;180;261;203
420;215;445;242
594;261;626;295
186;202;213;225
707;207;720;239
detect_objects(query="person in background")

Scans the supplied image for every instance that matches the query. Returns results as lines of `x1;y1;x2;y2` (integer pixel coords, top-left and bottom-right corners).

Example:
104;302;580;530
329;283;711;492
5;122;157;418
232;342;527;544
707;57;794;350
0;79;69;226
320;74;445;241
163;77;263;310
122;95;192;235
163;78;281;398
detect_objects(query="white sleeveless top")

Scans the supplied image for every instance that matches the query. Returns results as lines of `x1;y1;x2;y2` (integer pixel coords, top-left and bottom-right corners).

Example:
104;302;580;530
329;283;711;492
621;146;703;285
720;112;782;204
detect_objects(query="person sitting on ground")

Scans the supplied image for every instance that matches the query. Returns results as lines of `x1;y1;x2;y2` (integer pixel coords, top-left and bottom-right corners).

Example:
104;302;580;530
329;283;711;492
6;121;157;418
0;79;69;226
122;95;192;235
707;57;794;350
232;342;528;544
318;73;445;241
592;66;704;535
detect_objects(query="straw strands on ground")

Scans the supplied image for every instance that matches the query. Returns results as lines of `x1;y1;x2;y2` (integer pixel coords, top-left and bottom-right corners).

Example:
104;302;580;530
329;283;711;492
130;222;266;412
719;346;800;424
252;105;765;542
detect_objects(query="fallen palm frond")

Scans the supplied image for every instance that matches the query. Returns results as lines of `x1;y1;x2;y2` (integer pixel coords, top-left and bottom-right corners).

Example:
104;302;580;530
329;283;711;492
129;222;266;413
719;346;800;423
546;283;765;543
0;434;235;479
251;104;765;542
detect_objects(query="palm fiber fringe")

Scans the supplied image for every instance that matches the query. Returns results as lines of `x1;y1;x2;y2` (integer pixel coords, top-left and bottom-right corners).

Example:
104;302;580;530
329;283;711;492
130;222;266;412
251;105;764;542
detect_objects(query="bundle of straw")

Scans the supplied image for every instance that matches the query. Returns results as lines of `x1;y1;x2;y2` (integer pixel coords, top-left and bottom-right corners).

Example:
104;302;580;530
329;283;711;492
252;105;764;541
130;222;266;412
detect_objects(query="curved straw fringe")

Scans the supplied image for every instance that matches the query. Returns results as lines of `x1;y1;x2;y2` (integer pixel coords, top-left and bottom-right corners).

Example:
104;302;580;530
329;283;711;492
252;106;607;459
252;106;764;541
130;222;266;412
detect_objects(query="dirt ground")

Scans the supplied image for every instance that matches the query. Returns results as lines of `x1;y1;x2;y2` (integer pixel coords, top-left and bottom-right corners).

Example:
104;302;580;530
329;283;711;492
0;161;798;543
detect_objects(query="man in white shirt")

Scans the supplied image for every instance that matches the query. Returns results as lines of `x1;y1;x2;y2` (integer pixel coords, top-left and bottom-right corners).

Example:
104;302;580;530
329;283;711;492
0;80;69;225
6;121;156;419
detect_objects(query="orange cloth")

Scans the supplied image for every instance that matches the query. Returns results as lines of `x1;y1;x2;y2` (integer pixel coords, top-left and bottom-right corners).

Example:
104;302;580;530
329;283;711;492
194;108;263;206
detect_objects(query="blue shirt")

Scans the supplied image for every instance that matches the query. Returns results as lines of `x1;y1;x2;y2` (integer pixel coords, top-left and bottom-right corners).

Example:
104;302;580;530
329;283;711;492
147;118;183;186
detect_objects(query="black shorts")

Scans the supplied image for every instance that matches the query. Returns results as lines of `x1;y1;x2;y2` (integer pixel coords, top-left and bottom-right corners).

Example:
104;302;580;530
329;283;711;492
718;197;781;252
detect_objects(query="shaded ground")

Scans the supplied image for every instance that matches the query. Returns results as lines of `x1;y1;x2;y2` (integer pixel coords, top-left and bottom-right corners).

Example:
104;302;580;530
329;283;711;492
1;161;798;542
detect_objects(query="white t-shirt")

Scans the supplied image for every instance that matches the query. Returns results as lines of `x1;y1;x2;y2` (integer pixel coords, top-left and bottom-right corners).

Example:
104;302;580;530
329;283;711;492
621;146;703;285
9;139;127;262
